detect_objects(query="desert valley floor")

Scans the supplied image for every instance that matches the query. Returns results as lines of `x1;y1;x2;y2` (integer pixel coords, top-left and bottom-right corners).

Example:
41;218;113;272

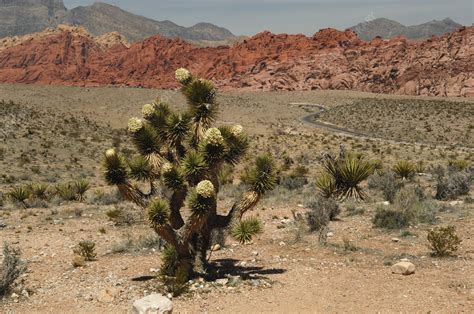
0;84;473;313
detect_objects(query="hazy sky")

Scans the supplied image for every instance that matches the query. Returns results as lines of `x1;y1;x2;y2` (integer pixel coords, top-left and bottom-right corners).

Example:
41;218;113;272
63;0;473;35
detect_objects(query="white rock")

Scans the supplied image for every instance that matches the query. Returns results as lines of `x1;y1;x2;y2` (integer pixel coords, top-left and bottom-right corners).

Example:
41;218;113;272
327;232;334;237
391;262;415;275
133;294;173;314
392;238;400;242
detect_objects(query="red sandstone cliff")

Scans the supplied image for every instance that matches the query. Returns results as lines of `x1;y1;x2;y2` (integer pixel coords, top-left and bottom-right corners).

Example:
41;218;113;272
0;26;472;96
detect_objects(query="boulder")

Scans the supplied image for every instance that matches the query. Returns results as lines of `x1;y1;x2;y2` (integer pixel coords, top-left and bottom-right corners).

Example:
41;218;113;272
391;262;415;275
133;294;173;314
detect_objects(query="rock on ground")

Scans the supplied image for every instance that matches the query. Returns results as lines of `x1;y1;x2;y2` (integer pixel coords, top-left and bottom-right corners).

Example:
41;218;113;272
133;294;173;314
391;262;416;275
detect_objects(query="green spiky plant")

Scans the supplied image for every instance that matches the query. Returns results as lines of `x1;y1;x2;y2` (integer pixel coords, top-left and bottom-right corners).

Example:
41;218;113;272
393;160;416;180
102;68;276;280
319;146;374;200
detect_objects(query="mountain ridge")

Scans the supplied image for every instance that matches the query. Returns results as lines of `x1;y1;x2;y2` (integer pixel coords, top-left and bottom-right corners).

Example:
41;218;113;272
350;17;463;40
0;0;235;43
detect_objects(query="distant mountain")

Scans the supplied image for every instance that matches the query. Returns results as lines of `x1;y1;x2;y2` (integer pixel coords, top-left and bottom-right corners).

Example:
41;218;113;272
69;3;235;42
0;0;235;43
350;18;463;41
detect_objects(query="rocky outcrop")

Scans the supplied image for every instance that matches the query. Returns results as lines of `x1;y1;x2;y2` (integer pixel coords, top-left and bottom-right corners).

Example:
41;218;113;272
0;26;472;97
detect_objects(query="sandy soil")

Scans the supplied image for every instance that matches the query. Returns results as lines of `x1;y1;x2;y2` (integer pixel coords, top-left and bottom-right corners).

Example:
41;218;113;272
0;84;473;313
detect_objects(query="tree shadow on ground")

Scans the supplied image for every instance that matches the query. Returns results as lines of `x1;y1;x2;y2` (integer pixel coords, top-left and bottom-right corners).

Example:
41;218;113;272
206;258;286;281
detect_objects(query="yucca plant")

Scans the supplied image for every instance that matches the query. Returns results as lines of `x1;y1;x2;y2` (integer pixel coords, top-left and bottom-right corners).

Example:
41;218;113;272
56;183;78;201
315;173;337;198
7;186;30;208
74;179;90;202
232;217;263;244
102;68;277;280
393;160;416;180
320;148;374;200
29;183;49;200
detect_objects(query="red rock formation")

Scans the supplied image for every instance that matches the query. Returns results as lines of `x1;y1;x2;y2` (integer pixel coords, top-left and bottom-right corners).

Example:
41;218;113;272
0;26;472;96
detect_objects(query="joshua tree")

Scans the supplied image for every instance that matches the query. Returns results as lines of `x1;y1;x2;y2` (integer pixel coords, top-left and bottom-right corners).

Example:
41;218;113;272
102;68;276;279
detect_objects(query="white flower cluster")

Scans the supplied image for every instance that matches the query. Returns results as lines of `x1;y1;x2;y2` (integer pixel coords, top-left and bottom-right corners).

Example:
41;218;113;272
127;117;144;133
204;128;224;145
175;68;191;84
230;124;243;136
161;162;173;174
196;180;215;198
105;148;116;159
142;103;155;119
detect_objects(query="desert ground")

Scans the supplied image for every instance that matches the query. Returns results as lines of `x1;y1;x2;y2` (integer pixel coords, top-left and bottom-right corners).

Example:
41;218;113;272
0;84;473;313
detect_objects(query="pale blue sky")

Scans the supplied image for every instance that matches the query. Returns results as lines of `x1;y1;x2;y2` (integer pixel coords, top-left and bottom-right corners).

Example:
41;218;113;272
64;0;473;35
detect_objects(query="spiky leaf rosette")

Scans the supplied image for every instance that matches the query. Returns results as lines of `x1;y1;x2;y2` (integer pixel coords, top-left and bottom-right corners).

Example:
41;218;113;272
201;128;226;164
219;125;249;165
187;189;216;216
128;155;153;181
162;163;185;190
182;78;218;130
338;157;374;200
181;151;208;184
147;198;170;227
247;154;277;194
146;102;171;139
103;149;128;185
128;118;161;155
166;112;191;146
232;217;263;244
393;160;416;180
316;172;337;198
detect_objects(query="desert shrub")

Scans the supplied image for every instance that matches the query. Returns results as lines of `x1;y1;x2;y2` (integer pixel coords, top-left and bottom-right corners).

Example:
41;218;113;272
345;201;365;216
74;179;90;202
29;183;49;200
73;241;97;261
232;217;263;244
56;183;78;201
415;160;426;173
7;186;30;208
435;170;472;200
373;187;438;229
306;196;340;221
368;171;404;203
447;160;470;172
306;202;330;232
372;207;410;229
90;189;123;205
393;160;416;180
427;225;462;257
106;205;136;226
290;165;309;178
319;148;374;200
280;176;308;190
279;165;309;190
101;68;276;281
0;243;27;297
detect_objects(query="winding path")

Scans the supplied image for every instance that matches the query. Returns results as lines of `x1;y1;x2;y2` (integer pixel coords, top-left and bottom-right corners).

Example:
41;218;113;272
290;102;474;151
